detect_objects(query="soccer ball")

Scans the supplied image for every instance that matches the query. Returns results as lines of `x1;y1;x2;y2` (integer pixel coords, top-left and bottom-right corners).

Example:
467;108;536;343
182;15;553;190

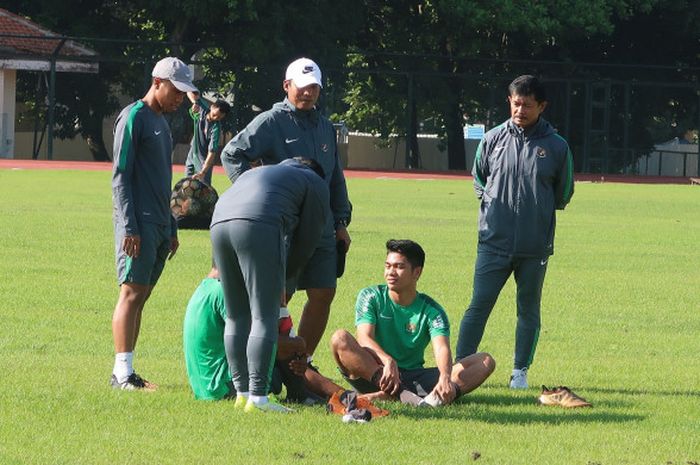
170;177;219;229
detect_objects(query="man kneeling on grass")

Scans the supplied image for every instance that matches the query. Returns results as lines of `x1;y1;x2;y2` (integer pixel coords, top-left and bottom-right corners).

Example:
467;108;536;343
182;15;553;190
330;239;496;406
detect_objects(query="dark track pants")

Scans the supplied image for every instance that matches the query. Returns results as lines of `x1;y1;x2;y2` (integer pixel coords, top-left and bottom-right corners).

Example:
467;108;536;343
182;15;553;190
455;250;548;369
211;220;284;396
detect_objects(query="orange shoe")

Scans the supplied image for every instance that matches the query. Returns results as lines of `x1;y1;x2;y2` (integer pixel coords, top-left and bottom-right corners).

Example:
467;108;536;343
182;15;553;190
326;390;389;418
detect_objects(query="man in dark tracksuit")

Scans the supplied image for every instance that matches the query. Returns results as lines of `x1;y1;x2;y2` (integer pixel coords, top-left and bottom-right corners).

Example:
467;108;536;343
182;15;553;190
110;57;197;391
210;158;329;413
220;58;352;358
455;75;574;389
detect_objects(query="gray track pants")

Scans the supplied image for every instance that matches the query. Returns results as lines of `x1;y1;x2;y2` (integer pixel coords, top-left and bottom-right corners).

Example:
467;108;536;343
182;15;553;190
455;250;548;369
211;219;284;396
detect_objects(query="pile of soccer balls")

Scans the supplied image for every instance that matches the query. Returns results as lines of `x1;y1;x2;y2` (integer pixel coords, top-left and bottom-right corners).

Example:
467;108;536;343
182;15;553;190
170;177;219;229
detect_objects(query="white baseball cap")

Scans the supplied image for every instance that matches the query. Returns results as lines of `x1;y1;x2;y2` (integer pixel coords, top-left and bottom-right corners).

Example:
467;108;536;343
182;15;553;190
285;57;323;88
152;57;198;93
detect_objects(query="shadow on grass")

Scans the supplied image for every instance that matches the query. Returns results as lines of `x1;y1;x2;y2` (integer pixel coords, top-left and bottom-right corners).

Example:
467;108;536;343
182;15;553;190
462;391;634;409
391;392;645;425
581;386;700;398
396;404;645;425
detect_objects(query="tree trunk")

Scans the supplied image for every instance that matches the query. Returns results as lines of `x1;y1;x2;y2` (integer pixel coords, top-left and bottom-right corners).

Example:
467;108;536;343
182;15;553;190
408;96;421;168
85;131;110;161
81;110;110;161
445;98;466;170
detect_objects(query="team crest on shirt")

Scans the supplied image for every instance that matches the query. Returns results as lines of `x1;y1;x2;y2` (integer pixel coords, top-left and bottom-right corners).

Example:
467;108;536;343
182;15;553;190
406;322;417;333
536;147;547;158
320;143;329;152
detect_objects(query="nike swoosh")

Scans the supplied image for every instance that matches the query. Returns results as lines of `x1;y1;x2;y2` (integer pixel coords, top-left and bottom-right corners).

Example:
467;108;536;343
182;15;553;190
379;314;393;319
540;258;548;266
285;138;298;144
493;145;506;152
154;131;162;135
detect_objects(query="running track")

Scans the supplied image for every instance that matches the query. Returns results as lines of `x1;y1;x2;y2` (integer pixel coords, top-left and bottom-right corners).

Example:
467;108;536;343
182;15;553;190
0;158;695;184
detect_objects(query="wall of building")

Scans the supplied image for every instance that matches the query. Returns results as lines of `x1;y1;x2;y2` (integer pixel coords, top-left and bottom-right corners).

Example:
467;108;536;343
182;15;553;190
13;124;479;171
343;132;479;171
0;69;17;158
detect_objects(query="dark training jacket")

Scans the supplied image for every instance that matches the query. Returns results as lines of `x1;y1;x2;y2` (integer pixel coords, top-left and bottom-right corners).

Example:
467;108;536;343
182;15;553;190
211;159;330;279
472;117;574;258
220;98;351;229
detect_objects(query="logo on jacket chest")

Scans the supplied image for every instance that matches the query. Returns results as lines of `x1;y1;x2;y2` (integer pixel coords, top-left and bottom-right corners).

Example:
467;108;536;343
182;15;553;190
320;143;329;153
536;147;547;158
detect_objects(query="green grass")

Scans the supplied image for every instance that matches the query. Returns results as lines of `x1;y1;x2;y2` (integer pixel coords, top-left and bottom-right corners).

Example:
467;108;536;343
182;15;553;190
0;168;698;464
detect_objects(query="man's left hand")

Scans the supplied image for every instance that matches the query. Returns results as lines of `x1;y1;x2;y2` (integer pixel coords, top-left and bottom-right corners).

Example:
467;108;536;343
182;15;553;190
336;226;351;252
432;376;457;404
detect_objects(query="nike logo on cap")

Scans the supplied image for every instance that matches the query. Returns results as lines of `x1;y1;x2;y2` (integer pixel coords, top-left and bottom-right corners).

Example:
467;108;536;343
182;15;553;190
285;138;298;144
154;130;162;135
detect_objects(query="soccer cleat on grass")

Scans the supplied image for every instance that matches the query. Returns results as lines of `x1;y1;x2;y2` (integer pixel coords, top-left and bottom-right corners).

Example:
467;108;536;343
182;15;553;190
398;389;425;406
110;372;157;391
509;368;529;389
133;373;158;390
419;391;443;407
326;390;390;418
538;385;592;408
243;396;294;414
233;395;248;410
341;409;372;424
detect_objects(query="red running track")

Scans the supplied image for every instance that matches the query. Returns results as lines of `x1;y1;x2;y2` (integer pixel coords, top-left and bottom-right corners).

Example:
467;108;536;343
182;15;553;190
0;158;696;184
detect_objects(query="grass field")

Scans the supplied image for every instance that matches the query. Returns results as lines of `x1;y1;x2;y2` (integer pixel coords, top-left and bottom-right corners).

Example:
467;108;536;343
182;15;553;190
0;167;698;465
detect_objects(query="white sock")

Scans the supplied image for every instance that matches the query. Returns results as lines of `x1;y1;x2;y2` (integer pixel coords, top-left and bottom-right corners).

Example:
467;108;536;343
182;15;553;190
113;352;133;382
250;394;269;405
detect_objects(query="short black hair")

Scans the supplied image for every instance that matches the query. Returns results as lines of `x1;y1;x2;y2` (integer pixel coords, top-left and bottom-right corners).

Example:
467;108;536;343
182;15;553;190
212;99;231;115
386;239;425;268
292;156;325;179
508;75;547;103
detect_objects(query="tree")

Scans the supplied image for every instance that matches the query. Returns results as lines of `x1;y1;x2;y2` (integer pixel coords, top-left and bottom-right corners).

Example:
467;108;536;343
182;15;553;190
340;0;678;170
2;0;132;160
4;0;364;159
4;0;697;171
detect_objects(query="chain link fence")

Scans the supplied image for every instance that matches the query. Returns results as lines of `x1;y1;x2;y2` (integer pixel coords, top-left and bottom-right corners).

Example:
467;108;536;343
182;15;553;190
3;34;698;175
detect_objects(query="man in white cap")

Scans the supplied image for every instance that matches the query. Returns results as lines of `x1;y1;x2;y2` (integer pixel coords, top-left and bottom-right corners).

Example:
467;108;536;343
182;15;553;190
110;57;197;390
220;58;352;365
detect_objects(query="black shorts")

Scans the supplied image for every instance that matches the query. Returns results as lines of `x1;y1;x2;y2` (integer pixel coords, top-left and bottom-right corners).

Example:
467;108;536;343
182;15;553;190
342;367;440;397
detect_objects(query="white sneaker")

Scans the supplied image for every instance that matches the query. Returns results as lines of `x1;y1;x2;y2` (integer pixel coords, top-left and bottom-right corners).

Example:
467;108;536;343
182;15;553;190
419;382;459;407
420;391;443;407
509;368;529;389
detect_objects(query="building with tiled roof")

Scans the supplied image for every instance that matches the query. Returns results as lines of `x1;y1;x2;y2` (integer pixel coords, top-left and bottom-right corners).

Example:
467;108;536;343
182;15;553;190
0;7;98;158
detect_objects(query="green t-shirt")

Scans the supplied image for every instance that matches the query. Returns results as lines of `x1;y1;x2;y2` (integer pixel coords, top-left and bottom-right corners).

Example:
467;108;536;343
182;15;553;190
183;277;231;400
354;284;450;370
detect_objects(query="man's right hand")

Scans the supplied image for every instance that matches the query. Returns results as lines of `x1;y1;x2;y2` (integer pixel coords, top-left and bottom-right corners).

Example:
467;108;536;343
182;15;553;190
122;235;141;258
379;358;401;395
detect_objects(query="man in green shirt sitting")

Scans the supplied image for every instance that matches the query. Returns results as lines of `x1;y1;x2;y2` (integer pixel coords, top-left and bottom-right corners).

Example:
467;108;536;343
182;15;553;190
330;240;495;406
184;264;344;403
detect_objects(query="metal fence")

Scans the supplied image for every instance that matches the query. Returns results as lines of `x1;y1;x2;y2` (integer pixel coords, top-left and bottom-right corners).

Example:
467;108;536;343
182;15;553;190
3;33;699;175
